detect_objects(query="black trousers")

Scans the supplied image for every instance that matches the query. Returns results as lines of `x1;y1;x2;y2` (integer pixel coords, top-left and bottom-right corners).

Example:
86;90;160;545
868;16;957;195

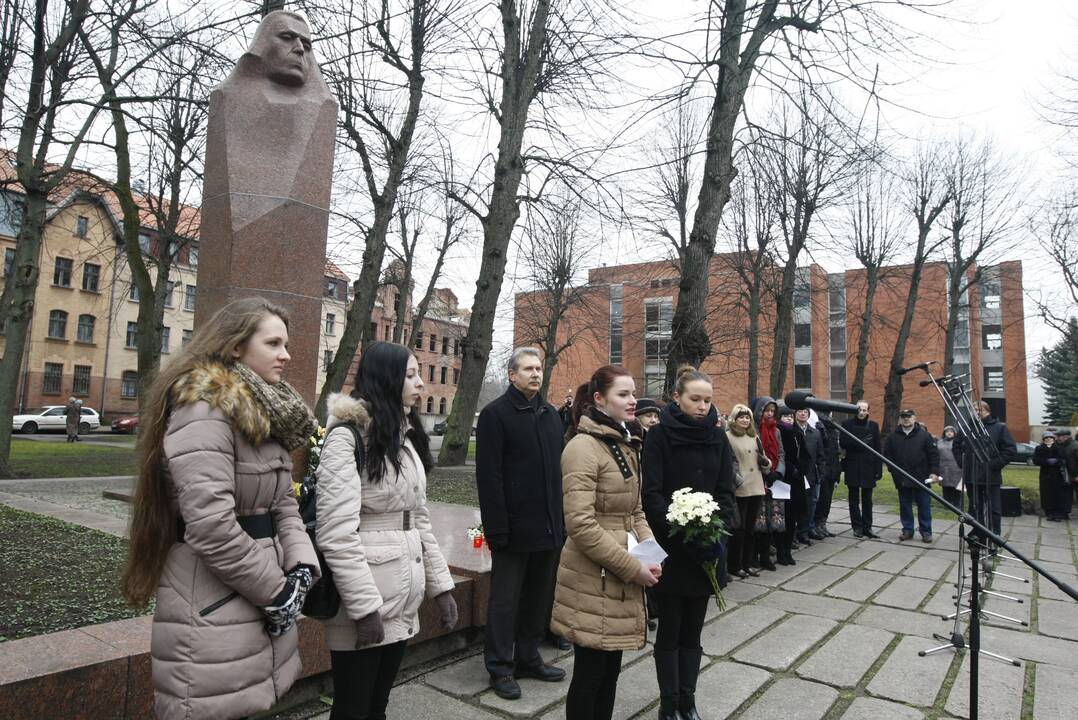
815;477;838;526
942;486;963;510
565;644;623;720
728;495;763;573
970;484;1002;540
848;485;874;532
484;546;560;677
329;641;407;720
654;593;709;708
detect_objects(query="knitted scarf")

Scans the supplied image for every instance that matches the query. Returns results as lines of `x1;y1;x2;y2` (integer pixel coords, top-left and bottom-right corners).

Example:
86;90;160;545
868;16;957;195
234;363;317;452
760;416;781;469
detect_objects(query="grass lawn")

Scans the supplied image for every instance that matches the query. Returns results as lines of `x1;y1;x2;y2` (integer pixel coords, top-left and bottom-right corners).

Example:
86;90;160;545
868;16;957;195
8;438;138;478
0;505;148;641
832;464;1043;521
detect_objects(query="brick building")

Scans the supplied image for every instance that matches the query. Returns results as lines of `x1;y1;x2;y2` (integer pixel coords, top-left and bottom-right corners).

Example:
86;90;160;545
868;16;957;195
515;256;1030;440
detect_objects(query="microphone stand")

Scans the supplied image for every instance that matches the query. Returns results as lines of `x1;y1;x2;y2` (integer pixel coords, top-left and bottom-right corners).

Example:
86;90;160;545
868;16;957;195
816;386;1078;720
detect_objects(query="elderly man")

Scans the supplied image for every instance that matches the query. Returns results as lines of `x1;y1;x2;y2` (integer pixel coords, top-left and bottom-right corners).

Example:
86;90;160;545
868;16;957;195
955;401;1016;543
476;348;566;700
884;409;941;542
841;401;883;538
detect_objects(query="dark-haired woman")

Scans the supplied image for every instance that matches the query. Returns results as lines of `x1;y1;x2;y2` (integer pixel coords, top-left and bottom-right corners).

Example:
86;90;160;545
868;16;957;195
643;367;737;720
752;397;785;571
315;342;458;720
552;365;661;720
121;297;320;720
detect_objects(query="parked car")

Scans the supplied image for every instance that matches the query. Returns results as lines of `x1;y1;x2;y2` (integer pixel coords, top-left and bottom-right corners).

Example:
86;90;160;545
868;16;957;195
432;420;447;436
12;405;101;435
1013;441;1036;465
111;415;139;434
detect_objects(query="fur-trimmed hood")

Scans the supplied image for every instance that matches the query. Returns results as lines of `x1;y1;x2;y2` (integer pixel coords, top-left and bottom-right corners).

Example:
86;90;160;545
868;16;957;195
326;392;372;430
170;361;271;444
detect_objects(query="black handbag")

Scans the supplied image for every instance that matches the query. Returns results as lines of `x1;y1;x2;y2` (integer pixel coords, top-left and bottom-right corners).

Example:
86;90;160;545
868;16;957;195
298;424;365;620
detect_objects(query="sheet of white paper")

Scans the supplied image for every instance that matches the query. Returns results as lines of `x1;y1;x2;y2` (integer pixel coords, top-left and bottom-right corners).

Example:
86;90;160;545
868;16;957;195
629;538;669;565
805;478;810;490
770;480;791;500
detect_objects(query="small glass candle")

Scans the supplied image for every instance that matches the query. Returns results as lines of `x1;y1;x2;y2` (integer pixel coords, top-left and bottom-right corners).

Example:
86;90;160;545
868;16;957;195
473;536;483;548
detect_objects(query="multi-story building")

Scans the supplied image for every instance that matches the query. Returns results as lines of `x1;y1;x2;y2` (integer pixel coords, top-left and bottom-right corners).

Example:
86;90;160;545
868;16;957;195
515;256;1030;440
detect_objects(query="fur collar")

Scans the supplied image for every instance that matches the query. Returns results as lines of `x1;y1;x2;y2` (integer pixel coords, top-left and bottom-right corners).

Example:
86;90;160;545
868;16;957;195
170;361;272;444
327;392;372;430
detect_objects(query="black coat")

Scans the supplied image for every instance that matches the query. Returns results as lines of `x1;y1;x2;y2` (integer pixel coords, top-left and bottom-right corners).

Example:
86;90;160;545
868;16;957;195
883;425;940;490
798;422;826;488
841;417;883;488
779;423;808;509
820;421;841;483
642;404;737;597
954;416;1016;486
1034;442;1072;517
475;385;565;551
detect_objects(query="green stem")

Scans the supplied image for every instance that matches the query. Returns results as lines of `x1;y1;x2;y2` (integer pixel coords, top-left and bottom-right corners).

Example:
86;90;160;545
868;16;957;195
703;560;726;612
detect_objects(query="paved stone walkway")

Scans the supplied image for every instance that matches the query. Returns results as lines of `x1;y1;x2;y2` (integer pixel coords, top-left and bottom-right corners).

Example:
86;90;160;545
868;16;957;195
311;507;1078;720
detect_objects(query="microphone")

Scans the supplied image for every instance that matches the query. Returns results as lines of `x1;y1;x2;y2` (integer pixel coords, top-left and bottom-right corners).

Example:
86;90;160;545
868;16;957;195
784;390;861;415
896;361;939;376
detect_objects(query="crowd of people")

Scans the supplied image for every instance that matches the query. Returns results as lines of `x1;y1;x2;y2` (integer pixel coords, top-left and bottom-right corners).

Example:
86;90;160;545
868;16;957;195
120;298;1066;720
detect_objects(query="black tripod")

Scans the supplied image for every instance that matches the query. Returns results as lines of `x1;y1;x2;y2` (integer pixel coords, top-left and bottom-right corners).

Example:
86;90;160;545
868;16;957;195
812;383;1078;720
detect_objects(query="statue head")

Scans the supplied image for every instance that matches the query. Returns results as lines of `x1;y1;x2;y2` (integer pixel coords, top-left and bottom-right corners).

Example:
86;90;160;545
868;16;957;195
247;11;314;87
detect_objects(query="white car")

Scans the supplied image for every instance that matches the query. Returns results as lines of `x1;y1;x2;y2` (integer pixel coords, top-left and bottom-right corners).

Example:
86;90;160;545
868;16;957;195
11;405;101;435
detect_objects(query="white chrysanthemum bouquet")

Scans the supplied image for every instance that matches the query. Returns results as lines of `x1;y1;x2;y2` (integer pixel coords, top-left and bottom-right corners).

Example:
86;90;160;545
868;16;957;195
666;487;730;610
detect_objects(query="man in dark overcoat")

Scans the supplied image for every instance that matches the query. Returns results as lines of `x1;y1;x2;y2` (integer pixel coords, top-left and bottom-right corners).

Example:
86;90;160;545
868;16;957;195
841;400;883;538
955;401;1016;543
883;409;941;542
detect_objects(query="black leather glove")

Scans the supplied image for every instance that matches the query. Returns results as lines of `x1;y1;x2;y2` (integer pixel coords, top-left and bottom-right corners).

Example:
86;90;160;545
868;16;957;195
434;591;459;631
355;610;386;648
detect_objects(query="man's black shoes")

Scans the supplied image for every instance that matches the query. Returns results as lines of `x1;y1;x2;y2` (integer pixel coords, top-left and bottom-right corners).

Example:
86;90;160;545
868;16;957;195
491;675;521;700
515;663;566;682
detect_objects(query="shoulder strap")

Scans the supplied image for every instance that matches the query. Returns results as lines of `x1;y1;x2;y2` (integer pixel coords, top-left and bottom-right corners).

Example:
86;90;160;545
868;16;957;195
327;422;366;474
598;436;635;480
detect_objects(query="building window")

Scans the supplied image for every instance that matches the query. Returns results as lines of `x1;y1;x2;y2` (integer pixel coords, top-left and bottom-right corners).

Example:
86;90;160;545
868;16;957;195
454;339;460;356
793;283;811;309
414;331;423;349
428;365;435;382
188;247;198;267
794;363;812;389
981;279;1001;310
81;263;100;291
429;333;437;352
952;362;970;381
53;257;73;286
426;396;434;414
126;321;138;348
138;233;152;255
47;309;68;338
828;282;846;315
73;365;91;396
609;284;623;364
453;368;459;385
644;297;673;364
3;248;14;277
829;326;846;352
42;362;63;394
323;350;333;371
645;373;665;398
393;292;401;313
75;215;89;237
982;324;1002;350
163;281;176;308
439;398;447;415
76;314;95;343
645;338;670;363
160;326;171;353
325;313;336;335
829;365;847;396
954;316;970;350
983;366;1004;392
442;336;449;355
182;329;193;350
184;285;196;311
794;323;812;348
129;283;140;301
121;371;139;398
440;366;448;384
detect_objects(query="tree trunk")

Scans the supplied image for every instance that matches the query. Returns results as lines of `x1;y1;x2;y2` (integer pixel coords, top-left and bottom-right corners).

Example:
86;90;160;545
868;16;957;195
849;266;879;402
768;256;798;398
538;285;564;399
746;281;761;401
0;191;47;477
882;235;932;434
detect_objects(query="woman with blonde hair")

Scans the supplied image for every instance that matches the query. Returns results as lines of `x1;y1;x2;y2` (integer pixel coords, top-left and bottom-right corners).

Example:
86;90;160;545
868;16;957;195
725;403;771;576
121;297;320;720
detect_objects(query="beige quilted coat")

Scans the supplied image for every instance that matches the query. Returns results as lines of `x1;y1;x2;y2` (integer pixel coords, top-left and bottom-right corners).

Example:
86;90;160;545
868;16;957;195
728;403;768;498
314;393;455;651
151;362;319;720
550;414;654;651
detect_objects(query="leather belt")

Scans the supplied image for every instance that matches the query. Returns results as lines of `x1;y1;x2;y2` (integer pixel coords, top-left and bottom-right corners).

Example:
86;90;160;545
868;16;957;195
359;510;413;531
176;513;275;543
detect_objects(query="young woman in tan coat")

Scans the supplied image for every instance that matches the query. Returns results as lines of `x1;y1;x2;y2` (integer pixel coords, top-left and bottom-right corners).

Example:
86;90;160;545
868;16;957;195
551;365;662;720
122;297;320;720
315;341;457;720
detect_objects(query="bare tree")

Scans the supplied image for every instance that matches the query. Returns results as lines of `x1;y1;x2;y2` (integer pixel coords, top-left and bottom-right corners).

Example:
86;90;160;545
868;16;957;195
1032;190;1078;333
407;186;467;342
882;143;951;432
846;160;901;402
0;0;22;129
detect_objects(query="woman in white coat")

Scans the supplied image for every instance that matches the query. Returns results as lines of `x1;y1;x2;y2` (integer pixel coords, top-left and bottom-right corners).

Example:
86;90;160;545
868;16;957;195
316;341;458;720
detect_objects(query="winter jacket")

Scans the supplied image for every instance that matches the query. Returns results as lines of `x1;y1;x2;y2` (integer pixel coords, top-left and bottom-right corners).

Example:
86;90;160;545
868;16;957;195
779;423;808;506
550;411;654;651
955;416;1016;486
937;438;962;488
1034;442;1065;485
1059;437;1078;481
152;362;319;720
475;385;565;551
643;403;737;597
751;396;786;479
726;405;767;498
883;425;940;489
315;394;455;651
841;416;883;488
796;421;826;488
65;400;81;434
820;420;840;483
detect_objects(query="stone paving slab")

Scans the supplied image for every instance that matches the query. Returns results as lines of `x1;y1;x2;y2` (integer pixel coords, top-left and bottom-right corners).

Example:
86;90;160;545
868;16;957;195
981;625;1078;670
872;575;938;611
796;624;893;688
1036;573;1078;602
825;545;884;568
732;614;836;671
423;653;491;698
388;684;502;720
987;573;1034;596
739;677;839;719
905;554;955;580
757;589;860;621
782;564;851;594
945;652;1025;720
477;654;574;717
855;605;951;639
1037;545;1075;565
865;635;953;707
743;561;811;587
1033;663;1078;719
840;697;926;719
1036;529;1073;549
866;548;922;573
1035;597;1078;640
923;582;962;617
826;569;893;601
700;605;786;657
692;660;771;719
